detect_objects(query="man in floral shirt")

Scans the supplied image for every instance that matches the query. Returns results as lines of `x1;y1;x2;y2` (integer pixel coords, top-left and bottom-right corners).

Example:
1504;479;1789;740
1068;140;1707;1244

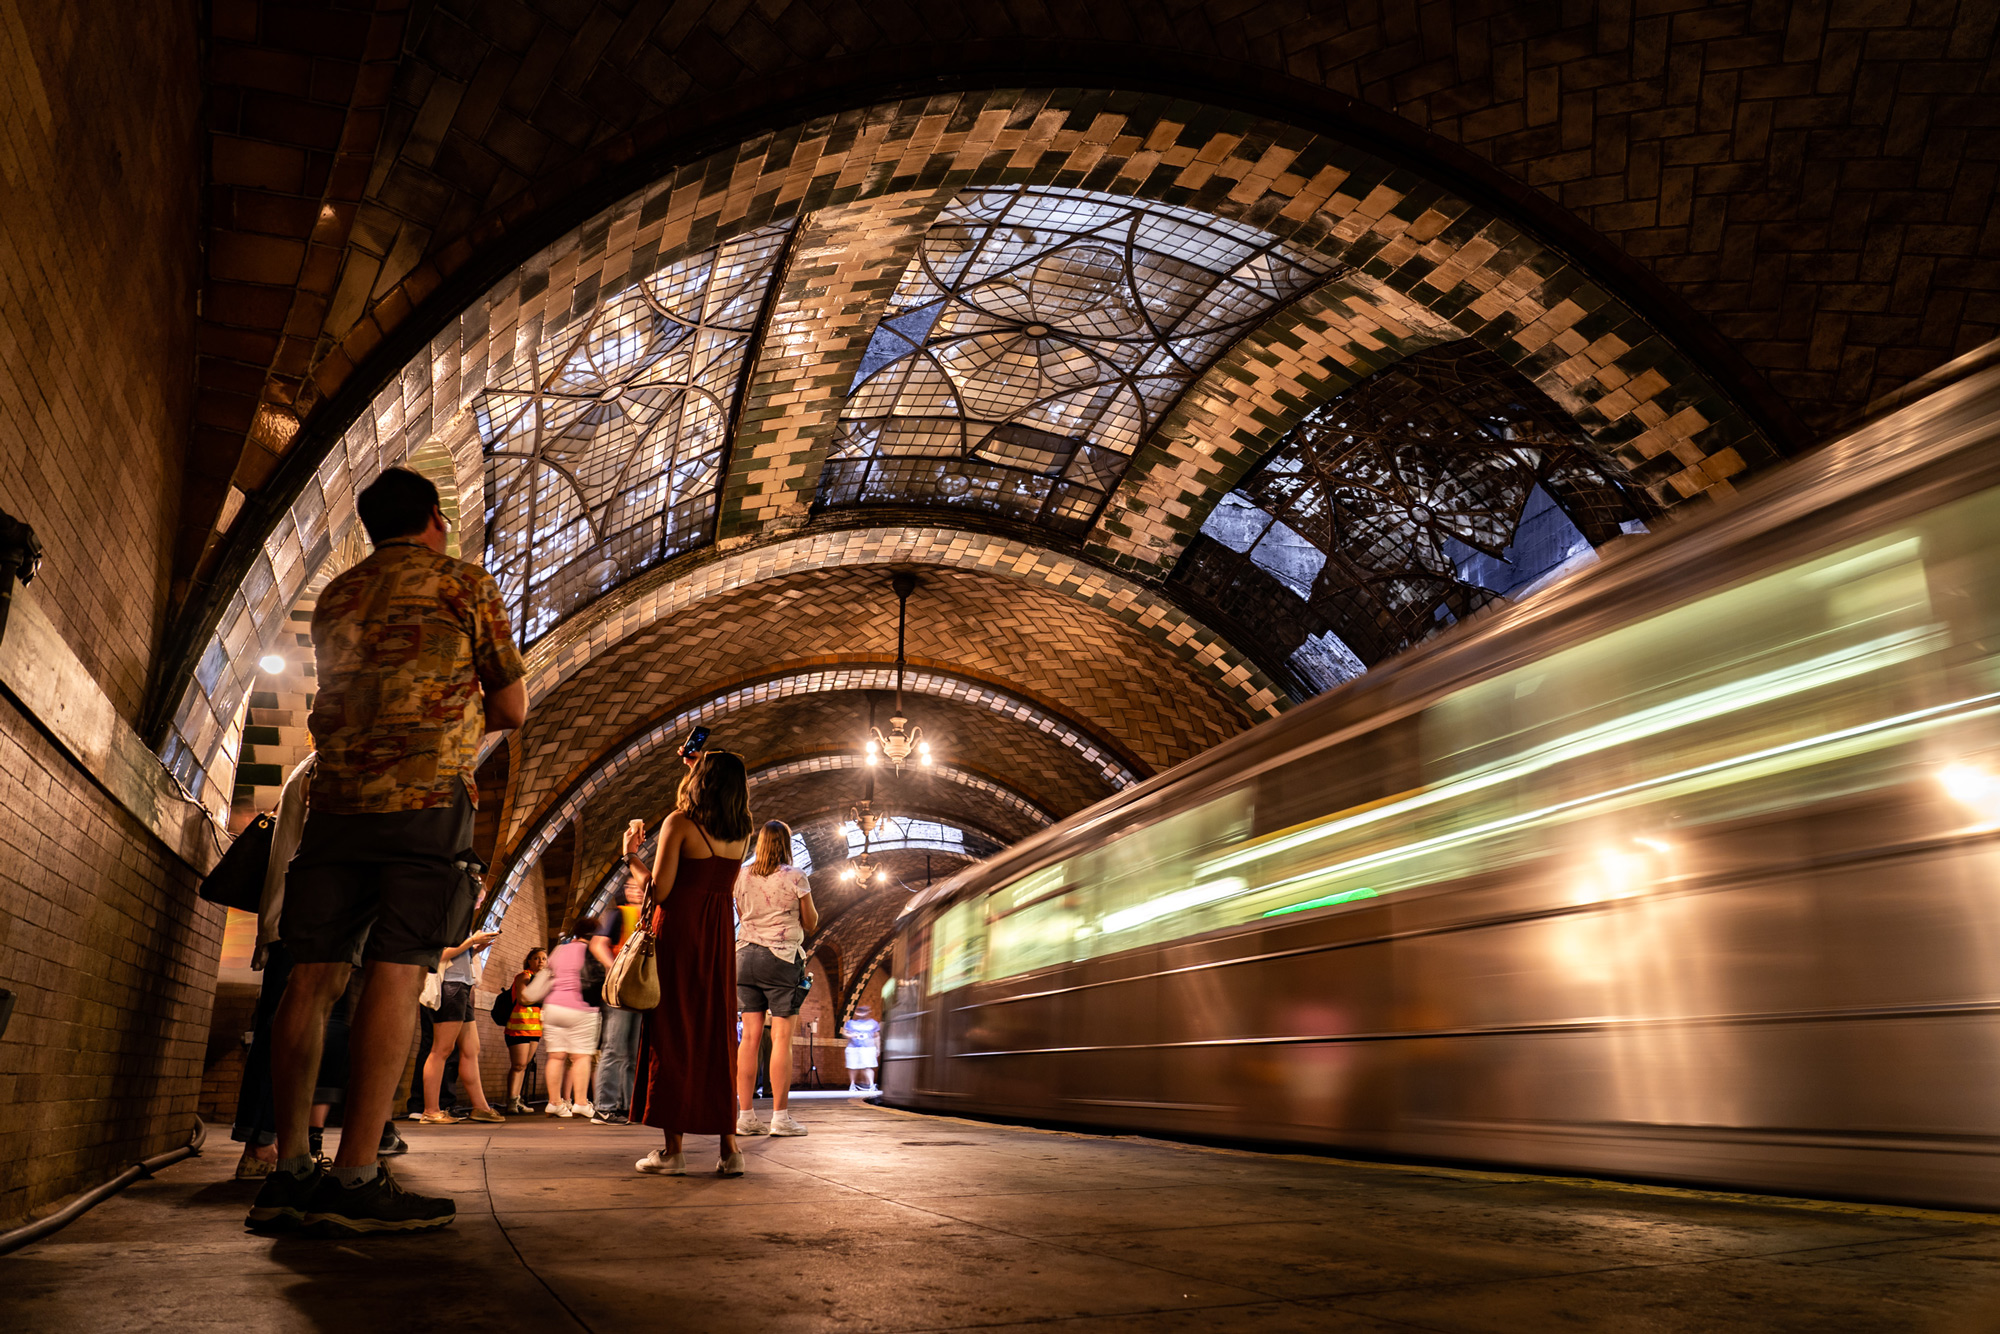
248;467;527;1239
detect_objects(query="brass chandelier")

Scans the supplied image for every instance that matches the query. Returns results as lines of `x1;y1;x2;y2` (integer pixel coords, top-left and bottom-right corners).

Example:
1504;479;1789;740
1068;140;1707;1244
866;571;932;774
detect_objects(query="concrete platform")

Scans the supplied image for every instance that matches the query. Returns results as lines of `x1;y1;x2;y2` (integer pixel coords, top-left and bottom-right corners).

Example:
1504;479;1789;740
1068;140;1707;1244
6;1092;2000;1332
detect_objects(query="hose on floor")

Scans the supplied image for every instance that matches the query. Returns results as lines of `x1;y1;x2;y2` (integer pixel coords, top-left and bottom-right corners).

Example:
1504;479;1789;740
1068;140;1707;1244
0;1118;206;1258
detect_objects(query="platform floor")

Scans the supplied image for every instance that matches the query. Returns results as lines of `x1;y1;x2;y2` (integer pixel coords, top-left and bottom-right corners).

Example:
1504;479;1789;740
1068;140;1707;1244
6;1093;2000;1331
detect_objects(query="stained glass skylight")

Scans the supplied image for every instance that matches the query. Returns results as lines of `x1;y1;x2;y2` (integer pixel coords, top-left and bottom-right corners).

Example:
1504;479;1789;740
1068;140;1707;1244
481;223;792;642
1176;341;1651;691
817;187;1334;533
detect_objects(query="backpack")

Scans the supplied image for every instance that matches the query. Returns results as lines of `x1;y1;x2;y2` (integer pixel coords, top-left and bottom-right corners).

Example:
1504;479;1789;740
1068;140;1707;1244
581;949;607;1008
489;987;513;1026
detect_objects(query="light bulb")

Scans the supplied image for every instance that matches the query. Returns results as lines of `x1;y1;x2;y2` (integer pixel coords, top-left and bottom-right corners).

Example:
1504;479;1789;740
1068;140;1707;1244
258;654;285;674
865;738;879;755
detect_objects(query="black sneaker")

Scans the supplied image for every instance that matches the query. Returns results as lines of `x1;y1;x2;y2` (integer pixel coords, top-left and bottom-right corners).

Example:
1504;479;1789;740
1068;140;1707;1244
303;1167;454;1236
378;1125;409;1156
589;1109;628;1125
245;1165;323;1234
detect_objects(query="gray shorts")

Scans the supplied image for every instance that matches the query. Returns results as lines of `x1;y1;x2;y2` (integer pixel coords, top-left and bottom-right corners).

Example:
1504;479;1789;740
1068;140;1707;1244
736;944;805;1018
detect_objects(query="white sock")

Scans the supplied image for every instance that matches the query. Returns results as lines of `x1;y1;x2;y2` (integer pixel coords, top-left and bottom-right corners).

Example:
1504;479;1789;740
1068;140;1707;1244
278;1155;314;1178
331;1164;379;1189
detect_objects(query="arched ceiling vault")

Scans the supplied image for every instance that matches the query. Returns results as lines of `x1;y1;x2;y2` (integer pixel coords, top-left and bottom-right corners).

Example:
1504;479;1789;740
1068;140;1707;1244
154;86;1775;821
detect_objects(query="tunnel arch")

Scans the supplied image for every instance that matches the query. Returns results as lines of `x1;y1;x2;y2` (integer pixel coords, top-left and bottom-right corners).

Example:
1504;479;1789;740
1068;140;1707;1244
155;84;1773;818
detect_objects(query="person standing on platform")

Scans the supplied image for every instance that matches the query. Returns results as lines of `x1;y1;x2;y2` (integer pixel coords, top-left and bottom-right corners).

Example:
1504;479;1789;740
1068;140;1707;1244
232;752;315;1179
419;928;506;1124
844;1006;881;1093
541;917;606;1117
246;466;527;1238
631;750;753;1177
590;830;649;1126
731;820;818;1138
503;948;550;1113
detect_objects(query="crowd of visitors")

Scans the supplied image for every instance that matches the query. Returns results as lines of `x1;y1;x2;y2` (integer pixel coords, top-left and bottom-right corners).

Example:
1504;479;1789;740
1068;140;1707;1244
225;465;878;1240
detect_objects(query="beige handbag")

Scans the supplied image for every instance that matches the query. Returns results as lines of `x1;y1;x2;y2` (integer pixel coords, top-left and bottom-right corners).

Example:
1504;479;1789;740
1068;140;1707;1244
604;889;660;1011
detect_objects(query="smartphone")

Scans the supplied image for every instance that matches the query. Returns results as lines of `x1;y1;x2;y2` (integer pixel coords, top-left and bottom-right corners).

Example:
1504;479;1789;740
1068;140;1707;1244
680;725;711;758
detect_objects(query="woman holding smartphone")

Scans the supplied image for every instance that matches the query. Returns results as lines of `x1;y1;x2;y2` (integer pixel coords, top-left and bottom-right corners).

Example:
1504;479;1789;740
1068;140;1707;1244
419;927;506;1124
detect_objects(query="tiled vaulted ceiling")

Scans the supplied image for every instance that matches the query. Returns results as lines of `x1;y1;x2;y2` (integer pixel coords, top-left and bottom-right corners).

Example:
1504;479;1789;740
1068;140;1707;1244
158;4;2000;1002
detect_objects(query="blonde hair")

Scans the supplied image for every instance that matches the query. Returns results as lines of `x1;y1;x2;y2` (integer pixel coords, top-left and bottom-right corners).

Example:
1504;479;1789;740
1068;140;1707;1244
752;820;792;877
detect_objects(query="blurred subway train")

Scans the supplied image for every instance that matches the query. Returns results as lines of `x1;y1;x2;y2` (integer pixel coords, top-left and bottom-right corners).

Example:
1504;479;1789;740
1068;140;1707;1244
880;348;2000;1210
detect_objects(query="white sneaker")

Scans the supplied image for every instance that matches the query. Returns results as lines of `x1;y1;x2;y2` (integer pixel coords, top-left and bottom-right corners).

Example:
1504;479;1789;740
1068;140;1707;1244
555;1103;574;1119
735;1111;767;1136
769;1110;808;1136
545;1101;566;1116
574;1102;594;1118
636;1149;685;1175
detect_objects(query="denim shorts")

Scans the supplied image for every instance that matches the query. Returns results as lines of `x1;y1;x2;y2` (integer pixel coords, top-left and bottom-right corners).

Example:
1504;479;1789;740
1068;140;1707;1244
736;944;805;1017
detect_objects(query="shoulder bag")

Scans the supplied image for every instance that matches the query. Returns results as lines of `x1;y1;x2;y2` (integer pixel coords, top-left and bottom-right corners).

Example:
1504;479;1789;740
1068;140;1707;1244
197;813;275;913
604;888;660;1011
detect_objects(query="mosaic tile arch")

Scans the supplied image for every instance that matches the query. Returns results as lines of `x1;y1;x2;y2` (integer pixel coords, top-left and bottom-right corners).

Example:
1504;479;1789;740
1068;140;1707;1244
159;86;1771;822
495;743;1058;939
484;663;1127;934
512;525;1290;732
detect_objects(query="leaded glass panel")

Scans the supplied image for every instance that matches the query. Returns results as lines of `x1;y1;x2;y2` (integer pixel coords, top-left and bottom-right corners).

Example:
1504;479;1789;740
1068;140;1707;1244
819;187;1334;533
1177;341;1652;690
482;223;792;642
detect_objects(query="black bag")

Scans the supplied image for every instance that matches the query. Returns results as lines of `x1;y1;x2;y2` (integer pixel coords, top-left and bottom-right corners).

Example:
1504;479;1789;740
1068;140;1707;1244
197;813;275;913
581;950;607;1008
489;987;513;1026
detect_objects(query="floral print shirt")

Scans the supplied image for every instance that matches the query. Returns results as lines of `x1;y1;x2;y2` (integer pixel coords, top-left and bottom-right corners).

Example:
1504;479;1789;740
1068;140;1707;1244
307;540;526;813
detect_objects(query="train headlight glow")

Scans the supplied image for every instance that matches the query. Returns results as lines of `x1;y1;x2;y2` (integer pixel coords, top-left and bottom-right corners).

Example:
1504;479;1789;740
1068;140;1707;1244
1940;761;2000;823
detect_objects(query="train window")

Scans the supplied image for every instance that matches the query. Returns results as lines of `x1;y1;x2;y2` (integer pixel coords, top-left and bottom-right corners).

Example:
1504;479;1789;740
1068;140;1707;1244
966;482;2000;982
930;896;988;992
1225;484;2000;916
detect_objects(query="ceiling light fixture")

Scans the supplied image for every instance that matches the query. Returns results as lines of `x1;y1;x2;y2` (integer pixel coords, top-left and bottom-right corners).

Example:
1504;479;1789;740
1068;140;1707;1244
259;653;286;674
867;572;932;774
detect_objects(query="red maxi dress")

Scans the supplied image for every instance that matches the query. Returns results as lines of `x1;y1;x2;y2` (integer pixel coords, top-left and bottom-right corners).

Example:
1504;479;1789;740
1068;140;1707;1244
633;829;739;1135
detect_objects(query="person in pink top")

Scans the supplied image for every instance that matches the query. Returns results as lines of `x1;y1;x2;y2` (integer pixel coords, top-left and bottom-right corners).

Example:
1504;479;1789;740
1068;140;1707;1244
732;820;819;1138
539;917;606;1117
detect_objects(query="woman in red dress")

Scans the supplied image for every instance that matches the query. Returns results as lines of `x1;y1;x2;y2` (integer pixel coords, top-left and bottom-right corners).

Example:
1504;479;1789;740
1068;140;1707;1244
626;750;754;1176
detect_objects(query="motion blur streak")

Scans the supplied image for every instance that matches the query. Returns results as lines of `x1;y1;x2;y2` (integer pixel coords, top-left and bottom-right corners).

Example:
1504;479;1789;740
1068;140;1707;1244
883;350;2000;1210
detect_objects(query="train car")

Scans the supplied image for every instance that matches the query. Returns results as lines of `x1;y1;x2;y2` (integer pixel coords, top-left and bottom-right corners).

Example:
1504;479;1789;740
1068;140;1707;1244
880;349;2000;1210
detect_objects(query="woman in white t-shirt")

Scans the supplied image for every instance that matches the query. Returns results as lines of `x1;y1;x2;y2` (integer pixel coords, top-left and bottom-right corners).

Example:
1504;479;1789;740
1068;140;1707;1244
732;820;818;1138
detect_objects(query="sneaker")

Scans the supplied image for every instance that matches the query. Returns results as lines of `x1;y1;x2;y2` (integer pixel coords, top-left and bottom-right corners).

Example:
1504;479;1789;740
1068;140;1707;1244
245;1165;322;1234
589;1108;628;1125
504;1098;529;1115
406;1111;423;1121
303;1167;455;1236
378;1127;409;1157
468;1108;505;1124
235;1151;276;1181
735;1111;767;1136
574;1102;594;1119
555;1103;574;1119
716;1151;745;1177
768;1110;808;1137
635;1149;685;1175
545;1101;568;1117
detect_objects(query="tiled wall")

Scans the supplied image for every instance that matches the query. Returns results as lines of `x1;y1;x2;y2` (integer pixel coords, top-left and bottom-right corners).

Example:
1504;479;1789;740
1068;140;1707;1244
0;696;222;1226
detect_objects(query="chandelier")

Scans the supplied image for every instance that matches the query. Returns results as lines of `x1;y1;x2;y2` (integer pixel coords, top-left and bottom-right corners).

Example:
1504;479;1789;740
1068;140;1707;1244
841;799;884;884
866;571;933;773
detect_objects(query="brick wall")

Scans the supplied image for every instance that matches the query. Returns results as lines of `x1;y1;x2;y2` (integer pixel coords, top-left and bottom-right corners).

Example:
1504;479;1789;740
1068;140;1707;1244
0;0;200;718
0;694;222;1227
0;0;217;1228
